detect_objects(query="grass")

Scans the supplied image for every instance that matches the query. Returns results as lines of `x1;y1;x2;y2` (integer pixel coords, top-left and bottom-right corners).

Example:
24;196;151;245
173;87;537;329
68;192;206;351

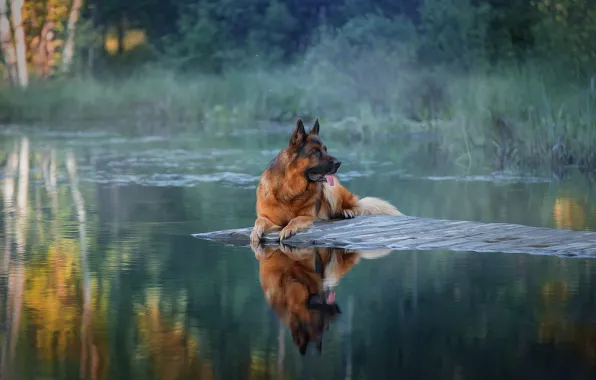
1;51;595;174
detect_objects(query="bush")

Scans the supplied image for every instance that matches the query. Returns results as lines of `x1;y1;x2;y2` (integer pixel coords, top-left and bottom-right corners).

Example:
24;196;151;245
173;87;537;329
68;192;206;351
2;7;596;173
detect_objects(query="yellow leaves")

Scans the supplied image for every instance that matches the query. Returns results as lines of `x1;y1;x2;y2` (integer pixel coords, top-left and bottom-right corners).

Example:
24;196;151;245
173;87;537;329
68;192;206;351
104;28;147;55
24;0;70;30
19;0;72;75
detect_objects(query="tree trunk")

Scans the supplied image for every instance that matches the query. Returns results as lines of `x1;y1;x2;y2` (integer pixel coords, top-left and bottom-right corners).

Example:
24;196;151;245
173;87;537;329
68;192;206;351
61;0;84;73
86;1;99;76
0;0;17;83
116;11;125;55
10;0;28;87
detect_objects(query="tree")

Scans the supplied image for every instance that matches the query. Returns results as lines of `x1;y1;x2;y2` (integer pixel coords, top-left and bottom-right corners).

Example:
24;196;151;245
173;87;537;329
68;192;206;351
0;0;17;83
10;0;28;87
418;0;492;69
61;0;84;72
531;0;596;77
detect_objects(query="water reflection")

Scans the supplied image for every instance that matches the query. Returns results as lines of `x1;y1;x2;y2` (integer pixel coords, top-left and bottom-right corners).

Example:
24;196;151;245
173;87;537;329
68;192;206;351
1;132;596;379
1;138;28;380
251;243;391;356
135;287;214;380
0;140;216;380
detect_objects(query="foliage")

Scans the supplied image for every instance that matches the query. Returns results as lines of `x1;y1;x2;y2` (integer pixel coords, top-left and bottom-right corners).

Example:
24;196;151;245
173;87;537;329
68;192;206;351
530;0;596;77
418;0;492;70
162;0;300;72
1;0;596;172
2;0;595;78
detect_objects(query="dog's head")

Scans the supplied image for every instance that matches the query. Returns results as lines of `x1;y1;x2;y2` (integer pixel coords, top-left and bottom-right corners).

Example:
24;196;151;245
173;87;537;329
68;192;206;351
290;291;342;356
288;118;341;186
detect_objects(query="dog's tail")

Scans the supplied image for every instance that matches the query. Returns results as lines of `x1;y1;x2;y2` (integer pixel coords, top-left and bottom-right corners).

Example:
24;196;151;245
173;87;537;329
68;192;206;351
354;197;404;216
355;248;394;260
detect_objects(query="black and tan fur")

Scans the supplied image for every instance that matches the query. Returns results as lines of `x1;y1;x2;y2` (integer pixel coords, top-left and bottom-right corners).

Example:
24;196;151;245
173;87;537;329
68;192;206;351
250;118;403;242
251;243;359;355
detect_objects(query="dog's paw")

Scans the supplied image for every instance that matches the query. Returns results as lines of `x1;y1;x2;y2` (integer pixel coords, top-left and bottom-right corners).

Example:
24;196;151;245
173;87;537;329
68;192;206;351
279;243;311;257
279;226;298;241
250;227;264;243
250;240;268;258
279;242;297;255
341;209;356;219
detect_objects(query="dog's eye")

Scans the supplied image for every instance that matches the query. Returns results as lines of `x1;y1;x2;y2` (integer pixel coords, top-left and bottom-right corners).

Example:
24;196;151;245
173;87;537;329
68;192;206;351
313;150;321;157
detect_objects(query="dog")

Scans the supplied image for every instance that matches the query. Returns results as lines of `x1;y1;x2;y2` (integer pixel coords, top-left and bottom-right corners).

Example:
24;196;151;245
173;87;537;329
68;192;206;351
250;118;403;243
251;242;393;355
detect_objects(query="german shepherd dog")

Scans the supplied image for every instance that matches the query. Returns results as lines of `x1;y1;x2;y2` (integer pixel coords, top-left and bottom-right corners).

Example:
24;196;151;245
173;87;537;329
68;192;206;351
251;243;391;355
250;118;403;243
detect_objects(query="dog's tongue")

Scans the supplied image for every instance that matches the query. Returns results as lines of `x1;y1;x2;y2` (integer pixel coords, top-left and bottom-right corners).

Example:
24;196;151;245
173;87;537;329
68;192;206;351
327;292;336;304
325;175;335;186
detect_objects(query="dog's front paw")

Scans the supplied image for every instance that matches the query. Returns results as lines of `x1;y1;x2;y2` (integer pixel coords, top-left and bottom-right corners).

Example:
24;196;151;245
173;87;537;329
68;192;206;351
341;209;356;219
250;227;264;243
279;242;297;255
278;217;313;241
279;243;310;257
250;240;268;259
279;226;298;241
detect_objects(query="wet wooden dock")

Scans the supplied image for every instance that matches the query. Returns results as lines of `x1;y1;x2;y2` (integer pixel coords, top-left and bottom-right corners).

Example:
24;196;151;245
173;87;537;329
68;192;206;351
192;215;596;258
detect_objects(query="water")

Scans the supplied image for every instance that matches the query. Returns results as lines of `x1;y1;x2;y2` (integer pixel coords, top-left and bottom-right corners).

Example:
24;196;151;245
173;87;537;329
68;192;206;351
1;126;596;379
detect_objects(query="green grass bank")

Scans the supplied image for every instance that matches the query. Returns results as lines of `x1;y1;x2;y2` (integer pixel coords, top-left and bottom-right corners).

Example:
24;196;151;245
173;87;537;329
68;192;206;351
1;58;595;175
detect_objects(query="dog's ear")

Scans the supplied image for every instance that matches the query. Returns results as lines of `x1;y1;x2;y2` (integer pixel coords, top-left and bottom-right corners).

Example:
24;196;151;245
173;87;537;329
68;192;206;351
290;119;307;147
292;325;309;356
316;339;323;354
299;343;307;356
309;118;320;135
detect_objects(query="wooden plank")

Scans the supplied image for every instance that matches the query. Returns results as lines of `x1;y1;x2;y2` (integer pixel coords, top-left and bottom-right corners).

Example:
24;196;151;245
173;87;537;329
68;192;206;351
191;215;596;258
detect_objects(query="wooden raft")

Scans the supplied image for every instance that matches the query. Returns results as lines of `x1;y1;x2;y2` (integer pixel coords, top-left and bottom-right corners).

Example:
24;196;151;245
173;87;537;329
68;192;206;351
192;215;596;258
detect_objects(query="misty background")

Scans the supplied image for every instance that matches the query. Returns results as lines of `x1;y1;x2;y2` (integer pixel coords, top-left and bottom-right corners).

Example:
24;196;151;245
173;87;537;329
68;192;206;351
1;0;595;173
1;2;596;379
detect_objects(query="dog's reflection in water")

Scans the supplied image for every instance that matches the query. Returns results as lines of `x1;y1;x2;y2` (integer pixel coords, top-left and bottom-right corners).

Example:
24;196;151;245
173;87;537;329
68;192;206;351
250;241;392;356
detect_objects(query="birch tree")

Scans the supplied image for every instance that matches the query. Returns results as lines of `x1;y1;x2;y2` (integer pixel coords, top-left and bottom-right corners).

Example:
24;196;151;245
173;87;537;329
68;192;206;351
61;0;83;73
0;0;17;83
10;0;28;87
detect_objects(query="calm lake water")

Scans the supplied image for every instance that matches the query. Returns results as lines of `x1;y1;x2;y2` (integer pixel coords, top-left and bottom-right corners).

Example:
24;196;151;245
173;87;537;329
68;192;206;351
1;125;596;380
